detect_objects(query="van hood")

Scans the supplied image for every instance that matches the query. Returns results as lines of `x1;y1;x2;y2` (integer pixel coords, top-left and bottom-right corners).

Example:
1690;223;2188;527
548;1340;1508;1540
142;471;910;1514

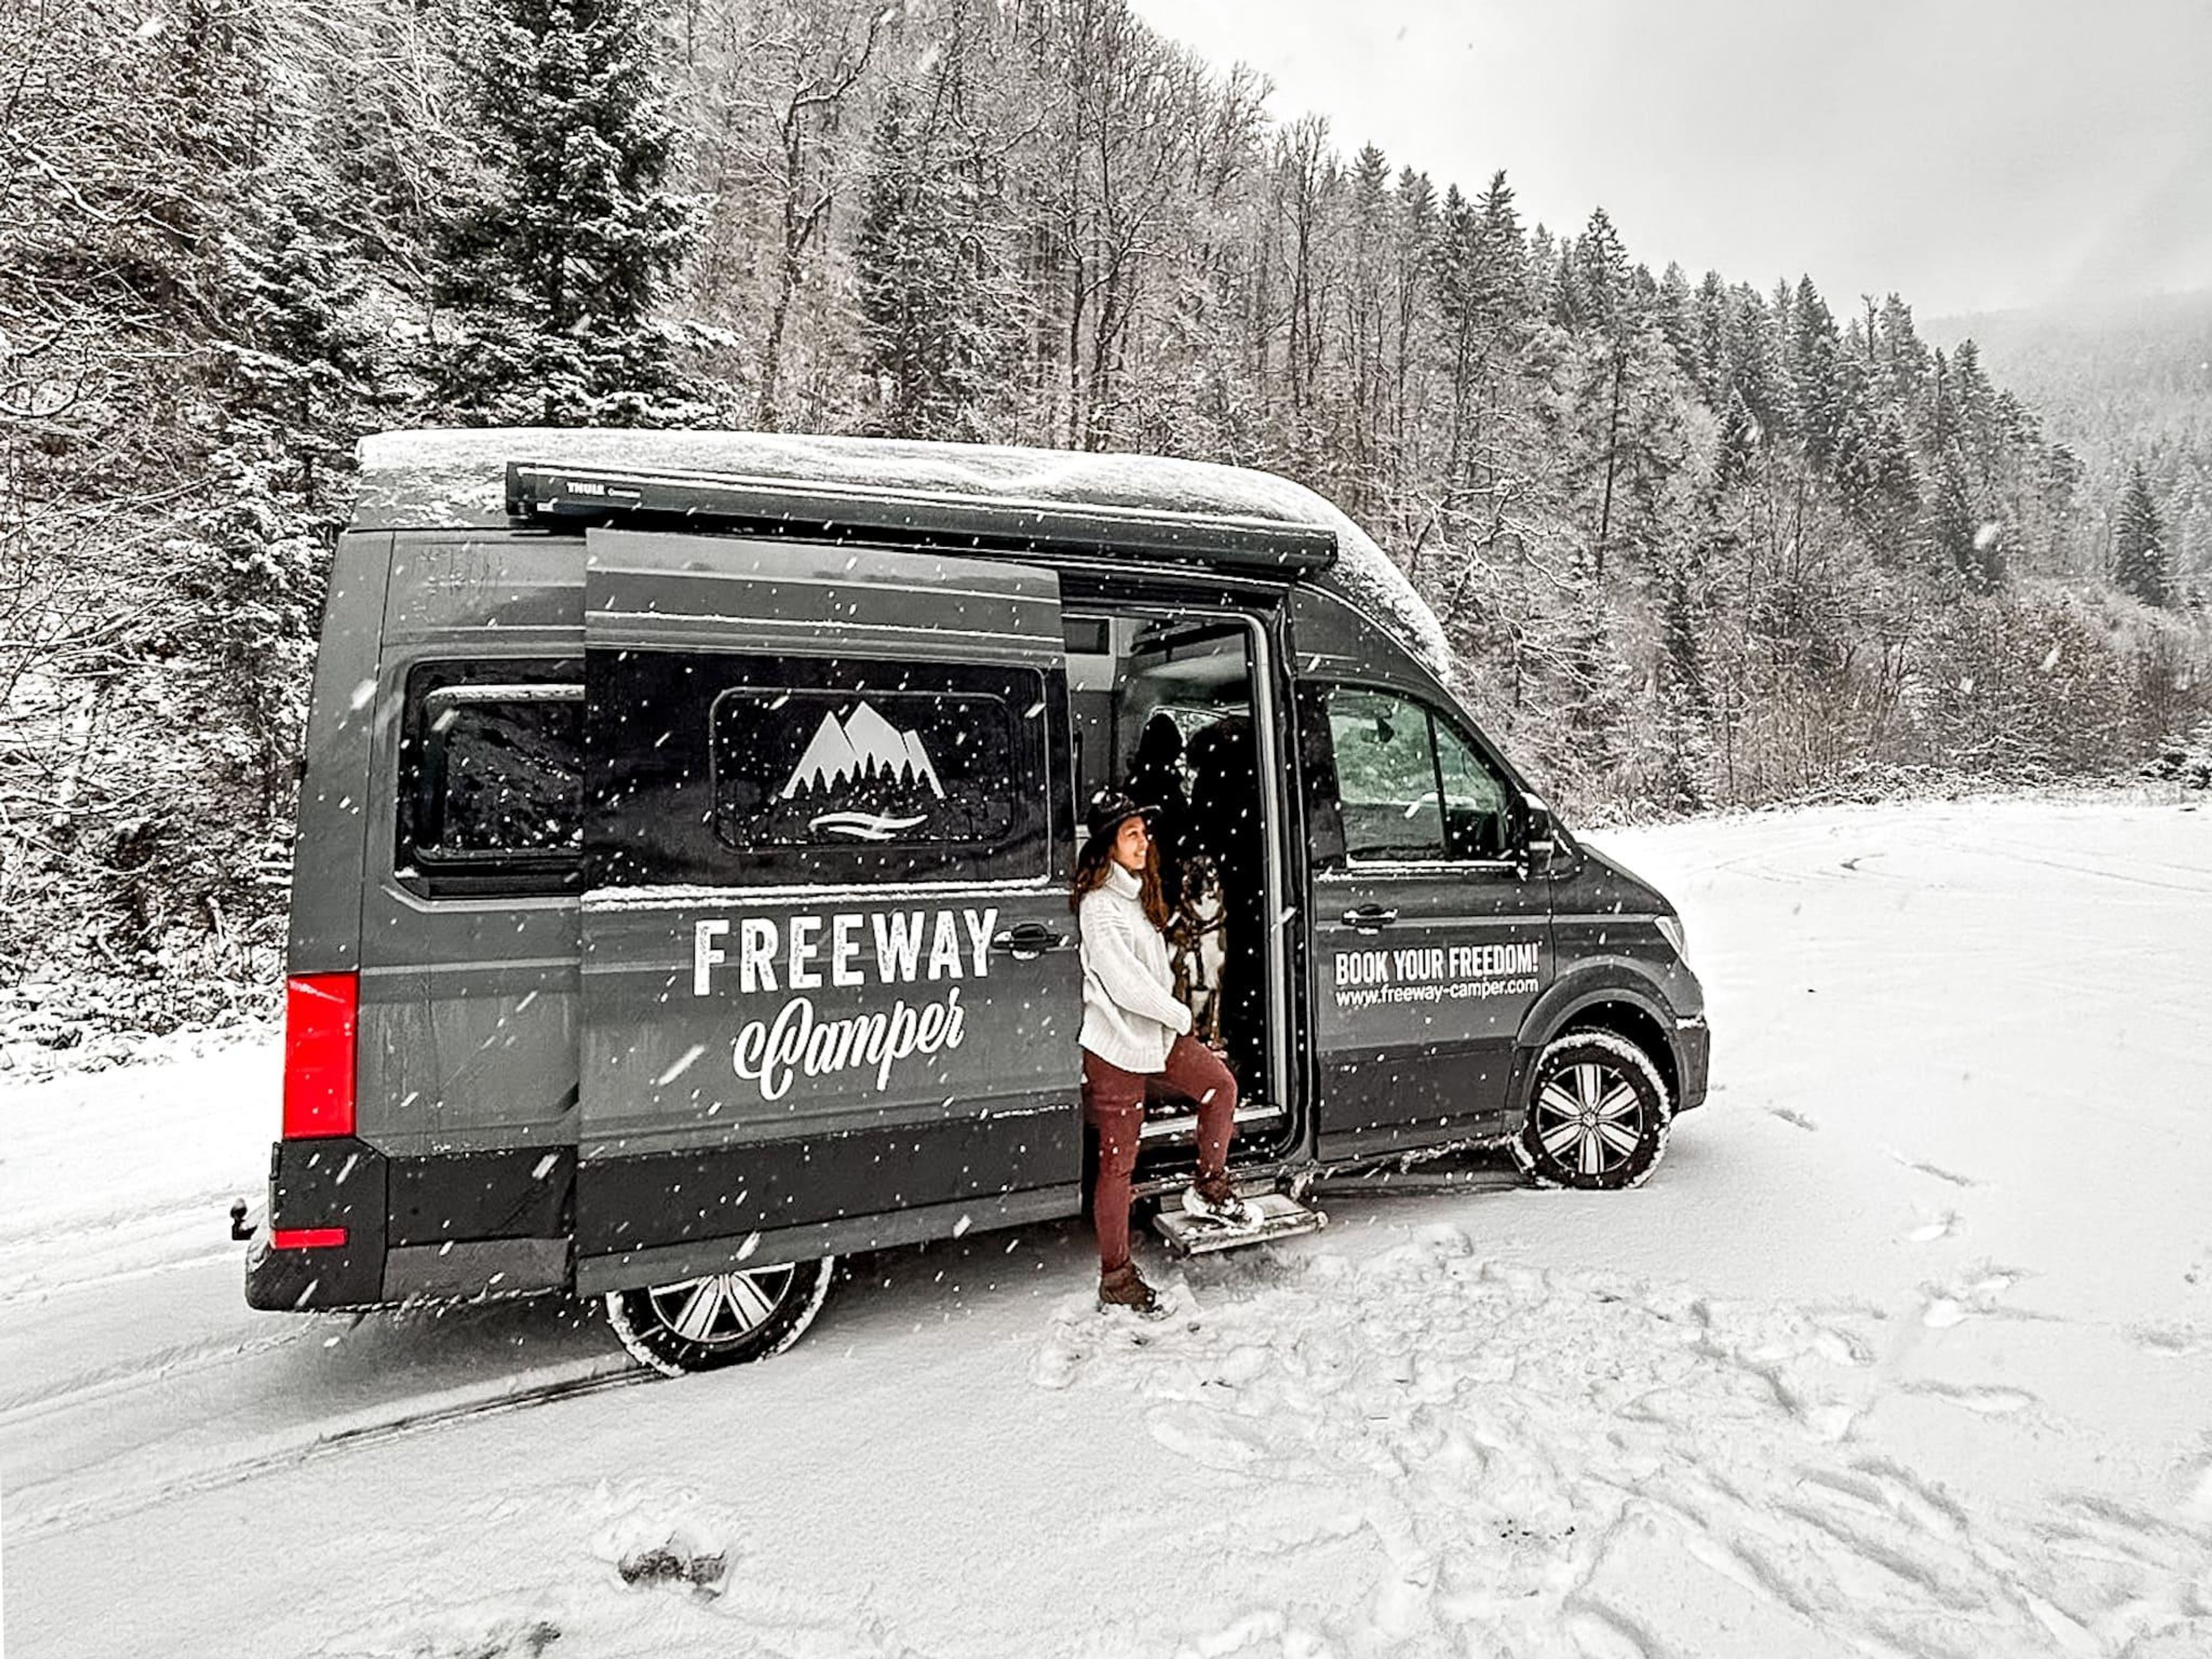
1562;833;1674;917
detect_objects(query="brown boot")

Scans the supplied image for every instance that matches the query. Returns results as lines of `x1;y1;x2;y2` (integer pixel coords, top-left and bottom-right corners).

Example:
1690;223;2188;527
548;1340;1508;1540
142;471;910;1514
1097;1261;1162;1317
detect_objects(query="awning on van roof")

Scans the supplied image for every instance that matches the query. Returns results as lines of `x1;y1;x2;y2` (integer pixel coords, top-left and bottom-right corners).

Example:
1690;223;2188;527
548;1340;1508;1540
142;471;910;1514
353;429;1336;572
505;458;1336;572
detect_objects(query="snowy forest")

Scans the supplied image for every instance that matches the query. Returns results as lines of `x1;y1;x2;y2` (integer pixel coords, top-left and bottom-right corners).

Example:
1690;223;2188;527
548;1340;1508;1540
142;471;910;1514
5;0;2209;1033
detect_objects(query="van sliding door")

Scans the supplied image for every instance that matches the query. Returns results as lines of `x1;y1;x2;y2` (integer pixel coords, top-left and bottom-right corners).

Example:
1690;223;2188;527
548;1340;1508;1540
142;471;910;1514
573;529;1082;1296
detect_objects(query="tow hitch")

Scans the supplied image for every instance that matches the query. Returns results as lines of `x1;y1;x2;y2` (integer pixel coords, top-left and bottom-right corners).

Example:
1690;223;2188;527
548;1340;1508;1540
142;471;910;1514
229;1198;258;1242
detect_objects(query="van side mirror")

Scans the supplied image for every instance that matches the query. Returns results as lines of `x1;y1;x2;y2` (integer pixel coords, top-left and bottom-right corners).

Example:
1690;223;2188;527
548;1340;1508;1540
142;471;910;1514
1517;796;1559;880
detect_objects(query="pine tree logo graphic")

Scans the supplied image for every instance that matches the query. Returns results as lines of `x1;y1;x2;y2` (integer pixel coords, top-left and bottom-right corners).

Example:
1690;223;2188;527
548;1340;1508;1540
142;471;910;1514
779;702;945;840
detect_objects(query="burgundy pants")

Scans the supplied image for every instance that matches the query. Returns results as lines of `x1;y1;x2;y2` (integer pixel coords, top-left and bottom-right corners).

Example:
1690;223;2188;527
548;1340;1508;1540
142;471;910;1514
1082;1036;1238;1273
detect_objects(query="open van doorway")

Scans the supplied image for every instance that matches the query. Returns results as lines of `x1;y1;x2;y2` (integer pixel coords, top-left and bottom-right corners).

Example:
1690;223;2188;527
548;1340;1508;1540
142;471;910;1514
1063;607;1293;1183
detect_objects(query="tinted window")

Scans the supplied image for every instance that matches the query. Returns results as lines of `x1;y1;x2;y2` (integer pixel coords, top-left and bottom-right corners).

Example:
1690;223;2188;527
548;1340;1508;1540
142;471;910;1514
397;661;584;895
1433;718;1513;859
1328;688;1444;858
593;652;1051;889
1324;686;1514;863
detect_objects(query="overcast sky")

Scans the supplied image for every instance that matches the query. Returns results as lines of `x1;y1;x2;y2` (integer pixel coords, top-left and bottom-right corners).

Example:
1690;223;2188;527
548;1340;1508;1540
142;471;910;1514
1125;0;2212;321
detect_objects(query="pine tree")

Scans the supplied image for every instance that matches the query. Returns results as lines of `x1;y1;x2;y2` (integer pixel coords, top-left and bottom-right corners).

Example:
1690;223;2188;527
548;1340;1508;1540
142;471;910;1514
1656;262;1702;396
1714;387;1759;493
1790;276;1846;476
1431;171;1527;509
1951;338;1997;483
432;0;698;425
199;172;380;815
1724;285;1796;452
1387;166;1438;488
1340;142;1395;510
2113;465;2173;607
854;65;1024;443
1553;587;1632;780
1650;545;1715;811
1927;445;1988;589
223;175;376;515
1693;270;1729;397
1554;210;1683;584
1874;293;1930;403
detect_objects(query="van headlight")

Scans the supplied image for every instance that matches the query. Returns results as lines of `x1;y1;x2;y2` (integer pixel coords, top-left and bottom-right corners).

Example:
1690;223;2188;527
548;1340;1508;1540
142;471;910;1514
1656;914;1687;962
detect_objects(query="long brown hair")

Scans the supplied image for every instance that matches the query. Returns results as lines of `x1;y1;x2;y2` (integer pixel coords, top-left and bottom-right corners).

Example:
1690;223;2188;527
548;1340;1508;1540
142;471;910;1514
1071;833;1173;933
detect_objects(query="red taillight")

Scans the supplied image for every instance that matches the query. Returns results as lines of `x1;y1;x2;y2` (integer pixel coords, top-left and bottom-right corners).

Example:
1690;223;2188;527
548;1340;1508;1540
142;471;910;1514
282;972;357;1138
271;1227;347;1250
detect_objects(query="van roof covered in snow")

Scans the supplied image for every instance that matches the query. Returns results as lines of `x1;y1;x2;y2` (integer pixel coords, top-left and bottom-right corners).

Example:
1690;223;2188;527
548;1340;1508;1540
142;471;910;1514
351;428;1455;677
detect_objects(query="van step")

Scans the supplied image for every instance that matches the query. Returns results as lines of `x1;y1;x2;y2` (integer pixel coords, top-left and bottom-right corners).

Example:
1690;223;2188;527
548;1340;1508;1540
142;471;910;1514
1139;1101;1283;1143
1152;1192;1327;1257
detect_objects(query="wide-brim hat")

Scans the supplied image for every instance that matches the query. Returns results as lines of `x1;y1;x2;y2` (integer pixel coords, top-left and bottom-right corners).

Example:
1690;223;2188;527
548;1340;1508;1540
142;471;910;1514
1082;789;1154;857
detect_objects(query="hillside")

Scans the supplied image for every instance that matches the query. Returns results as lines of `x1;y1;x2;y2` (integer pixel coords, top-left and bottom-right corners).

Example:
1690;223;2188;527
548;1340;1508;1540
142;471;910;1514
1927;290;2212;583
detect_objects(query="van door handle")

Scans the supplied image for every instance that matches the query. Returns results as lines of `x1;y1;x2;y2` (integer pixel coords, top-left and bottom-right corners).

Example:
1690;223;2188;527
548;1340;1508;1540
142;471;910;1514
1340;905;1398;933
990;922;1070;959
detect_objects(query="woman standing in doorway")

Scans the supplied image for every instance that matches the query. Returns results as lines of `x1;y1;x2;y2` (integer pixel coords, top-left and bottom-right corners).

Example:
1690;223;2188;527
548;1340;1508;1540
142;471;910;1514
1072;790;1249;1315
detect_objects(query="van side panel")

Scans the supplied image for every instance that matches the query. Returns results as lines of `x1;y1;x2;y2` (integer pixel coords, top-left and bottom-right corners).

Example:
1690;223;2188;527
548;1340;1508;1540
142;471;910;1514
288;531;395;973
355;532;585;1180
1289;584;1452;703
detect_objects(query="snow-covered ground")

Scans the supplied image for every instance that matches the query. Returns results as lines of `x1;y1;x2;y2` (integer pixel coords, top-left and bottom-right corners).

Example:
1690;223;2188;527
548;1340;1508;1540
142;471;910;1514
3;794;2209;1658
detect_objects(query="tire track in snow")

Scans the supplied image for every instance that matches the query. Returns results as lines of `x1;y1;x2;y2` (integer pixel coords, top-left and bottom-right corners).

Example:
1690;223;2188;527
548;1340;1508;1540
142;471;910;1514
1965;834;2212;897
9;1358;648;1543
0;1320;318;1423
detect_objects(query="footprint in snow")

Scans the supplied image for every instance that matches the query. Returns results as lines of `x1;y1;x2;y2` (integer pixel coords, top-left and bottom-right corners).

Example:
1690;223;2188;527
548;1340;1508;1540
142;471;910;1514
1900;1379;2039;1418
1920;1268;2032;1329
2186;1455;2212;1522
1810;1325;1872;1368
582;1479;743;1600
1146;1402;1271;1469
1764;1105;1819;1132
332;1611;564;1659
1906;1211;1961;1244
1884;1146;1982;1188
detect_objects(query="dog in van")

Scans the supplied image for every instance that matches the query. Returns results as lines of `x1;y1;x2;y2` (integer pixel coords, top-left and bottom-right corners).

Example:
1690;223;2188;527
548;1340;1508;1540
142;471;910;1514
1168;851;1229;1048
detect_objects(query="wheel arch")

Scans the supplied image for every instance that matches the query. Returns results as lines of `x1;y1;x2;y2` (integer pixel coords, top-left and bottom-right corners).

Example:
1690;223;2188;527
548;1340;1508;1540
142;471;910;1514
1512;966;1683;1113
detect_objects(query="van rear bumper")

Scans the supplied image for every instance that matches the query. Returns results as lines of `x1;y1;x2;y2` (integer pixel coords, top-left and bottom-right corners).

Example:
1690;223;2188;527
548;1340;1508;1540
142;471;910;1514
247;1139;578;1311
244;1135;389;1310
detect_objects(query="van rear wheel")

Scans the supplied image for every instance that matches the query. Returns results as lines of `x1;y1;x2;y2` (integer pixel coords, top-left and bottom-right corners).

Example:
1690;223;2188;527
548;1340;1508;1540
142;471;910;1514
604;1257;836;1376
1512;1030;1671;1191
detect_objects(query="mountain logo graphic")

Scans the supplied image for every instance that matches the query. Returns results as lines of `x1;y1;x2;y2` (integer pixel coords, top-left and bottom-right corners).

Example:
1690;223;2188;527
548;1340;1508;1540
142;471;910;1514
779;702;945;840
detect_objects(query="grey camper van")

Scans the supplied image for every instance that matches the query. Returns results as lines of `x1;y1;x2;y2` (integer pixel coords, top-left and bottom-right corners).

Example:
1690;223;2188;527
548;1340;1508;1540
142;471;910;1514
245;429;1709;1373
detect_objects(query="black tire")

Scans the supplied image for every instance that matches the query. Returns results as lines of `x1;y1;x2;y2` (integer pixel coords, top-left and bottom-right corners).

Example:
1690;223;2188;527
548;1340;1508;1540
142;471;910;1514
1510;1029;1672;1191
603;1257;836;1377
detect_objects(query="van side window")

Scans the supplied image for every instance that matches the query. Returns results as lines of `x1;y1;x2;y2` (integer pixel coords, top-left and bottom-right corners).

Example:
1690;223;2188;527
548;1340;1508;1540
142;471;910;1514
397;660;584;895
1432;717;1513;860
1322;686;1513;864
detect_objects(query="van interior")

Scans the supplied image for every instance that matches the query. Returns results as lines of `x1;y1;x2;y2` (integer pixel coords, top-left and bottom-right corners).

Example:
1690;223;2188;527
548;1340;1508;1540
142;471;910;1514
1064;608;1289;1182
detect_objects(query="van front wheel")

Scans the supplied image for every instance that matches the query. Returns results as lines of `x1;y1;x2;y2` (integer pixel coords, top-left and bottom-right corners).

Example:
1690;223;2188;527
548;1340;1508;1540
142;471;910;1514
604;1257;836;1376
1511;1030;1672;1191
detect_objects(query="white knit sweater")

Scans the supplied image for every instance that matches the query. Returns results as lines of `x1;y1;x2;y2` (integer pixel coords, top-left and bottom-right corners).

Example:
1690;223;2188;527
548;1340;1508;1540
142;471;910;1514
1077;863;1193;1073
